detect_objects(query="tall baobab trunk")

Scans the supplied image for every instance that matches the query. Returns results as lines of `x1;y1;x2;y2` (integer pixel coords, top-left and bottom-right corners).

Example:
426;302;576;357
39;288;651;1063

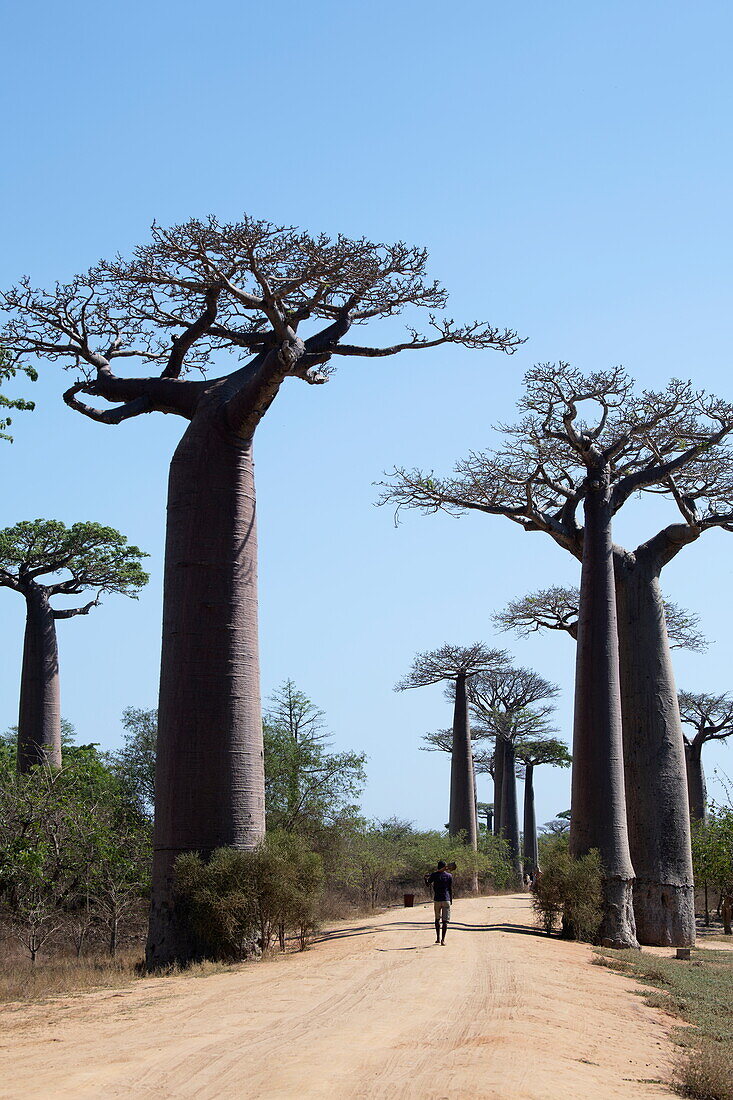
501;737;523;887
146;407;265;968
684;740;707;824
449;673;478;891
616;554;695;947
570;467;638;948
17;582;62;772
522;763;538;874
493;735;505;837
448;673;478;847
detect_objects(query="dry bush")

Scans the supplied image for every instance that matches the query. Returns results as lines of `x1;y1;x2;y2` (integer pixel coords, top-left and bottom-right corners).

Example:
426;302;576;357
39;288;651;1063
672;1041;733;1100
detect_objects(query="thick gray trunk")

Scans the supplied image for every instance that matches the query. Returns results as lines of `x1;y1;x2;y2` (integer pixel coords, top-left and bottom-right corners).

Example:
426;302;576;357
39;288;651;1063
570;472;637;948
685;742;707;824
448;673;478;850
146;406;265;968
501;738;523;887
522;763;538;873
616;557;695;946
493;736;505;837
17;584;62;772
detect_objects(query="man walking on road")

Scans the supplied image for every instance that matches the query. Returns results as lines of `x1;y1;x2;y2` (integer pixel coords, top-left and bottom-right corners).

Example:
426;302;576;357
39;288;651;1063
425;861;453;945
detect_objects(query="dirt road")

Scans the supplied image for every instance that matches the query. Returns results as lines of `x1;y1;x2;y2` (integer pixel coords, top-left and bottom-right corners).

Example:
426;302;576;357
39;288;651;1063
0;895;675;1099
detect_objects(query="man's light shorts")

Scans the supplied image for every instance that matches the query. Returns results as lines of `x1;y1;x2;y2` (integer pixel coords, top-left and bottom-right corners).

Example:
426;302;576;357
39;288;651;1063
433;901;451;922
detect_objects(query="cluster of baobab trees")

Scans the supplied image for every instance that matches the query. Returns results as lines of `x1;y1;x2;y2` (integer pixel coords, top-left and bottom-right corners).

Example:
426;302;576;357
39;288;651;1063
3;216;732;962
382;365;733;947
397;644;570;889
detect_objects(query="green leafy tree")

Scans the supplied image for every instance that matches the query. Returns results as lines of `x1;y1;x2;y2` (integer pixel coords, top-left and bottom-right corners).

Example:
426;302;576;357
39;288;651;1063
0;520;148;771
113;706;158;815
691;806;733;926
263;680;366;835
0;742;151;961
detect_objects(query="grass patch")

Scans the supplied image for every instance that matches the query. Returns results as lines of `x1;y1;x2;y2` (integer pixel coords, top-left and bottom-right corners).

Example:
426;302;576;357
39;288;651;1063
594;947;733;1099
0;949;144;1004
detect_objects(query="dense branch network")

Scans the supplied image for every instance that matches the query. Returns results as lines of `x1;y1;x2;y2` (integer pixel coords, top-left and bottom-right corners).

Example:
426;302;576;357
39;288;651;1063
0;216;524;442
379;364;733;561
494;585;708;651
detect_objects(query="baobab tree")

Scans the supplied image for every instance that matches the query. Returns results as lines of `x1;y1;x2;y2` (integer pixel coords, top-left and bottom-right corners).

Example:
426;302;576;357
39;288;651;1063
382;365;733;946
467;664;559;888
515;736;572;875
678;691;733;823
0;347;35;442
0;216;522;966
397;644;507;851
494;586;707;653
0;520;148;771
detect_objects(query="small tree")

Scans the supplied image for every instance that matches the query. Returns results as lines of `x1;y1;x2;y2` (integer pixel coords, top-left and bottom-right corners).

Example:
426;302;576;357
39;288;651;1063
0;520;148;771
113;707;158;815
263;680;366;835
396;644;507;859
678;692;733;823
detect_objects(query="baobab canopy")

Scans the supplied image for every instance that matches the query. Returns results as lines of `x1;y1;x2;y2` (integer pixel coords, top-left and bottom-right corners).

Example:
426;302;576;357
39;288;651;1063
0;216;524;435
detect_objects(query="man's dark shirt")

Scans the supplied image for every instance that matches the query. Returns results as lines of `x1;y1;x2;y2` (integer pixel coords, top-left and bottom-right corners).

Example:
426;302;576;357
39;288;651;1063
427;870;453;903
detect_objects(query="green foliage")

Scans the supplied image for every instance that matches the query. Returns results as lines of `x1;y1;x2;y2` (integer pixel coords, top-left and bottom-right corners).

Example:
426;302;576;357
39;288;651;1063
334;817;513;908
691;806;733;894
532;836;603;941
0;347;36;442
263;680;366;835
0;740;151;960
112;707;157;815
0;519;149;595
175;832;324;961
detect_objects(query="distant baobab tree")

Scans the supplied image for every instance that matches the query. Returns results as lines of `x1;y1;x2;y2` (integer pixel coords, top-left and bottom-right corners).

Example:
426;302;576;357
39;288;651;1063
0;216;522;965
678;690;733;823
494;585;707;653
397;644;507;854
467;663;559;888
0;520;148;771
515;736;572;875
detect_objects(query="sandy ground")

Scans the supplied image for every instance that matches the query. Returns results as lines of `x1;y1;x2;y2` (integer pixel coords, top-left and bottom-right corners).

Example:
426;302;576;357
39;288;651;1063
0;895;677;1100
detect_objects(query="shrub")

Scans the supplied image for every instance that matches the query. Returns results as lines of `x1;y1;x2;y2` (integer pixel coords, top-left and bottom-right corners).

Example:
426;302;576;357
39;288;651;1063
532;837;603;942
672;1041;733;1100
175;834;324;962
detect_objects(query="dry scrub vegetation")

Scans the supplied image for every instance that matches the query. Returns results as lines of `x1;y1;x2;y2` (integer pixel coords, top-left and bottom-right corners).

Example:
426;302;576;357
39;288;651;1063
593;947;733;1100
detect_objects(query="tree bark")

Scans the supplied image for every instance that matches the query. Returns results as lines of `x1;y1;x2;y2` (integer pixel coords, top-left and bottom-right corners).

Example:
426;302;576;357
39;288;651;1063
448;673;478;849
493;735;505;838
146;401;265;968
684;740;707;824
17;582;62;772
570;466;638;948
616;553;695;946
522;762;538;874
501;737;523;888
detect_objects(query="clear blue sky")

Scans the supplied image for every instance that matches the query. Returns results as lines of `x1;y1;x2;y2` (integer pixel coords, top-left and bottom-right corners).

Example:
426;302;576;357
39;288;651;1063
2;1;733;830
